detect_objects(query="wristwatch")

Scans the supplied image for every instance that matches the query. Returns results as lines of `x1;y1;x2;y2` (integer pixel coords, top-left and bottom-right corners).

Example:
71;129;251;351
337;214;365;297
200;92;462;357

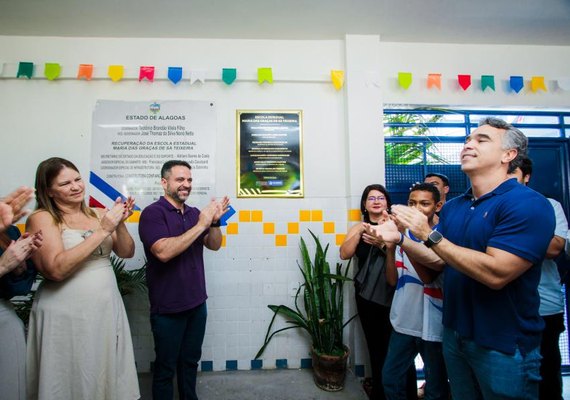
424;230;443;248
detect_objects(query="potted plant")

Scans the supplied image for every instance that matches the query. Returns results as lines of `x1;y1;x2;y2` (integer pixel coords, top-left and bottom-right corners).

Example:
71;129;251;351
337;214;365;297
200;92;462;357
110;255;147;296
255;230;356;391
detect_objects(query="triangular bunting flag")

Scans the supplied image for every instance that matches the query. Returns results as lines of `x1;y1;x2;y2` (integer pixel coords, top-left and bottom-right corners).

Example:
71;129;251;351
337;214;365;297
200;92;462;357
427;73;441;90
510;76;524;93
398;72;412;89
258;67;273;84
17;62;34;79
531;76;547;92
365;71;381;88
44;63;61;81
168;67;183;84
108;65;124;82
139;66;155;82
77;64;94;80
458;74;471;91
222;68;237;85
190;69;206;84
557;78;570;91
481;75;495;91
331;70;344;91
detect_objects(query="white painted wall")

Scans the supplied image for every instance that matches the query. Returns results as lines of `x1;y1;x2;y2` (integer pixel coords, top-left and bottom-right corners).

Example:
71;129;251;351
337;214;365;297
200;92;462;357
1;35;569;375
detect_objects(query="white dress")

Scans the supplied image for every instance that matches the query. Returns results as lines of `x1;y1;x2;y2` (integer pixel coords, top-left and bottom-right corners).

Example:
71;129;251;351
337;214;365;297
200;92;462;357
26;229;140;400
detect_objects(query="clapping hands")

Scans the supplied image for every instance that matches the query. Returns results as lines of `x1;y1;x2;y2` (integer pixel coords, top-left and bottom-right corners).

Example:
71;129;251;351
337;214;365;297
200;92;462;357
0;187;35;232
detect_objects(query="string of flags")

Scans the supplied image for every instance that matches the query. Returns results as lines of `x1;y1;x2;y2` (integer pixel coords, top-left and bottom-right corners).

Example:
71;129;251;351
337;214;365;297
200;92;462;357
3;61;568;94
1;61;346;91
397;72;570;93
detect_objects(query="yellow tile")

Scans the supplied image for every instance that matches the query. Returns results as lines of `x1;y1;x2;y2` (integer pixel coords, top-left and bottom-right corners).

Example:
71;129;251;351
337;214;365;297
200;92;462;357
323;221;335;234
288;222;299;234
275;234;288;246
239;210;251;222
263;222;275;234
127;210;141;223
251;210;263;222
226;222;239;235
299;210;311;222
335;234;346;246
311;210;323;221
221;235;226;247
348;209;362;222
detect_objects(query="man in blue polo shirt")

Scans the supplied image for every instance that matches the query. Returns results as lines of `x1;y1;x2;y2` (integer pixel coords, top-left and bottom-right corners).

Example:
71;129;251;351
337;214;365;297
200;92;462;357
139;160;229;400
367;117;555;399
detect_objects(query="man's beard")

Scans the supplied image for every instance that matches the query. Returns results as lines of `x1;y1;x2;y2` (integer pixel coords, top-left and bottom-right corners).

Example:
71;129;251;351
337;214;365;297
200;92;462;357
167;186;190;203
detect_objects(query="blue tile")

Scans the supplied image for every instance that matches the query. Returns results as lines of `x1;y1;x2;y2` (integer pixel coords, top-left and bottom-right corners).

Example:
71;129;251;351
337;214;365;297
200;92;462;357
300;358;312;369
251;359;263;370
276;359;288;369
201;360;213;372
226;360;238;371
354;364;365;377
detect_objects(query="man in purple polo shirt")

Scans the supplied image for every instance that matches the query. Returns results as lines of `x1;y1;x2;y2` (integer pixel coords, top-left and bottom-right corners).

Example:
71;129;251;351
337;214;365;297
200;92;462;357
139;160;229;400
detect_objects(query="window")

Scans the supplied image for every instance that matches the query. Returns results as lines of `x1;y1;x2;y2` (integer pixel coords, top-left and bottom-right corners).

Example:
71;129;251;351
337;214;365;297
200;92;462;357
384;107;570;370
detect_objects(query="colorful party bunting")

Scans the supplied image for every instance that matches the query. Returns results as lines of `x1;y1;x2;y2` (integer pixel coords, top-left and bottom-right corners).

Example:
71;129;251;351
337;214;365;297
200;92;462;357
222;68;237;85
44;63;61;81
331;70;344;91
427;73;441;90
509;76;524;93
398;72;412;89
481;75;495;91
17;62;34;79
167;67;183;84
258;68;273;84
108;65;124;82
139;66;155;82
457;74;471;91
77;64;94;80
557;78;570;91
530;76;547;92
190;69;206;85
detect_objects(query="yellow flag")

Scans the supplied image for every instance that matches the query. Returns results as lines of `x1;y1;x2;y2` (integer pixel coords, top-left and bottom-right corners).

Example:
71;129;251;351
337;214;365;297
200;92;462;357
108;65;124;82
530;76;547;92
398;72;412;89
331;70;344;91
258;67;273;84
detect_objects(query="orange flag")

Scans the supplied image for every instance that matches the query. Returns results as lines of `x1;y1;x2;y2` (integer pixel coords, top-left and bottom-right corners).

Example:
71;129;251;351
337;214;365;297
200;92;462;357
77;64;94;80
427;74;441;90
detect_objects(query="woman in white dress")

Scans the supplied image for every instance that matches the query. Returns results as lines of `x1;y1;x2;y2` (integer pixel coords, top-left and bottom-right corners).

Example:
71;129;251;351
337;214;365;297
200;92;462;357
26;157;140;400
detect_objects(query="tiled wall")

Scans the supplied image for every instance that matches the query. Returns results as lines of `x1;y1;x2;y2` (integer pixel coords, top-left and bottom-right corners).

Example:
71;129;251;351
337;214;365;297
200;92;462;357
123;199;367;373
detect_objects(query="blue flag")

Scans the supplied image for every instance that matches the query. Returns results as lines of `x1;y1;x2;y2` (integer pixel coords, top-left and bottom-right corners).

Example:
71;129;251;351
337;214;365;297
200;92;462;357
168;67;183;84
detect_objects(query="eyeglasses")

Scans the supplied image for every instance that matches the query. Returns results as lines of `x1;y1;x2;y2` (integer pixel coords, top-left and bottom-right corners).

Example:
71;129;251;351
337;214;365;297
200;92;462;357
367;196;386;202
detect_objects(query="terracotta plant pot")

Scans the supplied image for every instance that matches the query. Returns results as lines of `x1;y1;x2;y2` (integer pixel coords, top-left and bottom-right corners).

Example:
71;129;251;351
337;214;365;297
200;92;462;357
311;346;350;392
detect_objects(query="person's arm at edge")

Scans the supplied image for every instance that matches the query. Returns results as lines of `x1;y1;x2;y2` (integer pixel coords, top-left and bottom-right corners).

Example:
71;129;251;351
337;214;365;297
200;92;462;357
340;223;363;260
385;242;397;286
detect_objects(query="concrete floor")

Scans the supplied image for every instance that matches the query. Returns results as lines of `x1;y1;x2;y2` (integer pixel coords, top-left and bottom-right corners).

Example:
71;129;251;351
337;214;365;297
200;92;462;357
139;371;570;399
138;369;368;400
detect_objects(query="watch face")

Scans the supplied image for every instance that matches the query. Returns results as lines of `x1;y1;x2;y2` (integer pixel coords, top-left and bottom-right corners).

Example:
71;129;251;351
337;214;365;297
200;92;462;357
429;230;443;243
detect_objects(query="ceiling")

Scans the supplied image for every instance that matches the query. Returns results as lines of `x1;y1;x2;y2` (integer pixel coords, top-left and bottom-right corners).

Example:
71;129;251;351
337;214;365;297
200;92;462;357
1;0;569;46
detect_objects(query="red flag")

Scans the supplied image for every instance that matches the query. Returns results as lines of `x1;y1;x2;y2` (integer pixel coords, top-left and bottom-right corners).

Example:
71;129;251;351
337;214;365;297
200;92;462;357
139;66;155;82
458;74;471;91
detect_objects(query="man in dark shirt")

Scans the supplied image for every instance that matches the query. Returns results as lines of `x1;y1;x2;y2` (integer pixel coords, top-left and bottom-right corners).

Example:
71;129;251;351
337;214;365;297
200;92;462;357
139;160;229;400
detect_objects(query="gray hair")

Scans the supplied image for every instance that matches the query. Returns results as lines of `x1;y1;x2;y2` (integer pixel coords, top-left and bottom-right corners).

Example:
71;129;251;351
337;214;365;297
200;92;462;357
478;117;528;173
